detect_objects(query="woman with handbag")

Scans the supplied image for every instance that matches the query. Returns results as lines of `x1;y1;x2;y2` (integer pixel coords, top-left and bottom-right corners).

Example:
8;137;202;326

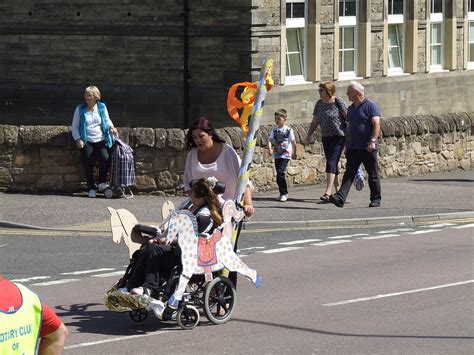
304;81;347;202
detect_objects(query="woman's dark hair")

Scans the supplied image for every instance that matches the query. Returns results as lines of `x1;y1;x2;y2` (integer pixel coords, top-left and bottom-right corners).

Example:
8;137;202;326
191;178;223;226
185;116;226;150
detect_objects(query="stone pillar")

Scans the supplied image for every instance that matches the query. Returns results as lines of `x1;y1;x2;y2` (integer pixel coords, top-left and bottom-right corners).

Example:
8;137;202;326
358;0;371;77
404;0;418;73
305;0;321;82
445;0;457;70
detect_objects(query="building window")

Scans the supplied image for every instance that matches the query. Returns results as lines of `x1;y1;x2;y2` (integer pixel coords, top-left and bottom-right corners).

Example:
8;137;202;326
468;2;474;68
285;0;306;83
387;0;404;74
388;0;403;15
339;0;357;79
339;0;356;17
388;25;403;70
429;0;443;71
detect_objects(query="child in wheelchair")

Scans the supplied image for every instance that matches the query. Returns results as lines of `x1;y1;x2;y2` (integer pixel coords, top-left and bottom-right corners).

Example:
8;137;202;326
116;177;224;318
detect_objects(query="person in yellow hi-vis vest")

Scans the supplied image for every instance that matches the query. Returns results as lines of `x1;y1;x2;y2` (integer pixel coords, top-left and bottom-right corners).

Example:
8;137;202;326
0;275;68;354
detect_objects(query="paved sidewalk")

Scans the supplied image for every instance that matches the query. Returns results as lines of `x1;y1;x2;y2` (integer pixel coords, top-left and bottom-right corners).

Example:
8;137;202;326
0;170;473;232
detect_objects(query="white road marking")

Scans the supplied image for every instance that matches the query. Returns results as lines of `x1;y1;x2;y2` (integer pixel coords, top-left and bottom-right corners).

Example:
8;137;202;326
422;223;455;228
451;223;474;229
92;271;125;278
362;234;400;240
11;276;51;283
31;279;79;286
61;268;115;275
376;228;413;234
239;246;265;251
328;233;368;240
257;247;304;254
311;240;352;246
64;330;171;350
407;229;441;235
0;243;7;248
322;280;474;306
278;239;322;245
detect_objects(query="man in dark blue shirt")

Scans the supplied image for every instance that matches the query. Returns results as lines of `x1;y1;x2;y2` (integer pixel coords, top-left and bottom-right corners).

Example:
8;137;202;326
330;81;382;208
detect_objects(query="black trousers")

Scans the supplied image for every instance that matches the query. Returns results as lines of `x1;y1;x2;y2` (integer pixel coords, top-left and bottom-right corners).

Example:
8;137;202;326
80;140;110;190
336;148;381;203
275;158;290;195
126;243;181;292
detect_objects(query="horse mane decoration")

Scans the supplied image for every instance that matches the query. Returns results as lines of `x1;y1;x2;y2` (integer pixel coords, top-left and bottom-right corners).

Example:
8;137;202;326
165;200;262;308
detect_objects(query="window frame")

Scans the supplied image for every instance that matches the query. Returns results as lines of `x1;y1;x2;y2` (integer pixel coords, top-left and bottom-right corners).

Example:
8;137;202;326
468;22;474;69
285;0;307;84
429;0;444;71
338;0;357;80
387;0;404;75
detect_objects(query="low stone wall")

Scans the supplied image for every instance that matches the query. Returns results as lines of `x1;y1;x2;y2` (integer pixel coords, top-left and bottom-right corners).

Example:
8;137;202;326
0;113;472;194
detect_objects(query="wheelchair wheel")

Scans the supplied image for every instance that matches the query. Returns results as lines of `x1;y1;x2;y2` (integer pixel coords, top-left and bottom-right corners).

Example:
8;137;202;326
128;308;148;323
203;276;236;325
177;305;200;330
104;188;114;199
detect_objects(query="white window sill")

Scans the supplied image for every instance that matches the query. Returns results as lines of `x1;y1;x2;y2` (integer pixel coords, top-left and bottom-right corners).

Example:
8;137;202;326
428;67;449;73
387;70;409;77
337;74;362;81
283;77;313;86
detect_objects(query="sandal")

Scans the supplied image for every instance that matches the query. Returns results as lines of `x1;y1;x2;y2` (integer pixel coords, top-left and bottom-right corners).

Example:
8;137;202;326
320;194;330;202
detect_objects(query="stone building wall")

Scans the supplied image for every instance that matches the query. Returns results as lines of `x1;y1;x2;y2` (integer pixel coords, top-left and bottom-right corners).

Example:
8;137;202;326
0;113;472;194
2;1;474;131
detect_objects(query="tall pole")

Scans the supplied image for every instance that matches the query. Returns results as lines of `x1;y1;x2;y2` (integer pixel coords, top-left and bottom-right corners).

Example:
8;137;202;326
182;0;189;128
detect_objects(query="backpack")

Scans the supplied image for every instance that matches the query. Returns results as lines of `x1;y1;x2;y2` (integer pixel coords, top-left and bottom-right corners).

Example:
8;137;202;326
110;138;136;189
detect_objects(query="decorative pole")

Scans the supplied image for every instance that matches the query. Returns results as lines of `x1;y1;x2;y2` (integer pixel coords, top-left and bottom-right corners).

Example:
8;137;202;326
231;58;273;246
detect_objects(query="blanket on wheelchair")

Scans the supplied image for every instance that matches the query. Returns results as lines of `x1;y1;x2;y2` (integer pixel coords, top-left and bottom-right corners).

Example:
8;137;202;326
104;284;150;312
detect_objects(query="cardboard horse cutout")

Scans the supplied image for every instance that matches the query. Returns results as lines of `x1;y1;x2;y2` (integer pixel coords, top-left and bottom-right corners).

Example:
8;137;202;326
165;200;262;308
108;201;175;259
107;200;261;311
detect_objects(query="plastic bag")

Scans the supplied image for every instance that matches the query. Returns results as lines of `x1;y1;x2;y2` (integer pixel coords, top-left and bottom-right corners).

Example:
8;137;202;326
354;166;365;191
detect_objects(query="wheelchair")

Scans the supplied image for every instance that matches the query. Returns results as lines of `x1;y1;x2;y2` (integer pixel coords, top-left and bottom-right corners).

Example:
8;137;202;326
106;226;238;330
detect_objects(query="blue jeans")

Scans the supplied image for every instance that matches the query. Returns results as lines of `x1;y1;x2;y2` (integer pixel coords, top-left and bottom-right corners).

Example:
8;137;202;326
275;158;290;195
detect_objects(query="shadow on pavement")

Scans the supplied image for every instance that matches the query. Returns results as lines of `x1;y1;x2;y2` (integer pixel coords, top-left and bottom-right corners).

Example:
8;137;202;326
233;318;474;340
55;303;177;335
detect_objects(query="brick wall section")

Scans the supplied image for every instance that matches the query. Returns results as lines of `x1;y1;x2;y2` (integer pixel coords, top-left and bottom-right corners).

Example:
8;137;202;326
0;113;472;194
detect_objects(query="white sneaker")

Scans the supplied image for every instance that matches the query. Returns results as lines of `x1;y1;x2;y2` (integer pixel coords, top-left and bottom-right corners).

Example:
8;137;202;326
130;287;144;296
98;182;110;192
279;194;288;202
88;189;96;198
117;287;129;293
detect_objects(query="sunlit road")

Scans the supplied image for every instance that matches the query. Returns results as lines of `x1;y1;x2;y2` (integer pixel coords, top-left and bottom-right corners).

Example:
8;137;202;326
1;222;473;354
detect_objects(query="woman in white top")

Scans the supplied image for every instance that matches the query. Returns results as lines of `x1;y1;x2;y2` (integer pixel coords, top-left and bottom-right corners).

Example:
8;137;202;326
71;86;117;197
183;117;254;288
183;116;254;217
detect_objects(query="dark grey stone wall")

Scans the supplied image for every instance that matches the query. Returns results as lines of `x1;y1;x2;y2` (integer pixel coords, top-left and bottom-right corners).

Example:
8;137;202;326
0;0;282;128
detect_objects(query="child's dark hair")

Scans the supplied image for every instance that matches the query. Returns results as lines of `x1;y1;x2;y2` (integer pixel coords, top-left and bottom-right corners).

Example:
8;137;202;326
275;108;287;118
191;178;223;226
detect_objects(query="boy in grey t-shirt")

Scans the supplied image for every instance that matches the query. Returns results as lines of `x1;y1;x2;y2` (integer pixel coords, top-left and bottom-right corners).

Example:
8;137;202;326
268;109;296;202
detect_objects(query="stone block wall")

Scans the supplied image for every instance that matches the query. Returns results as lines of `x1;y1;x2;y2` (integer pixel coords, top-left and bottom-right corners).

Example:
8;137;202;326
0;113;472;194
